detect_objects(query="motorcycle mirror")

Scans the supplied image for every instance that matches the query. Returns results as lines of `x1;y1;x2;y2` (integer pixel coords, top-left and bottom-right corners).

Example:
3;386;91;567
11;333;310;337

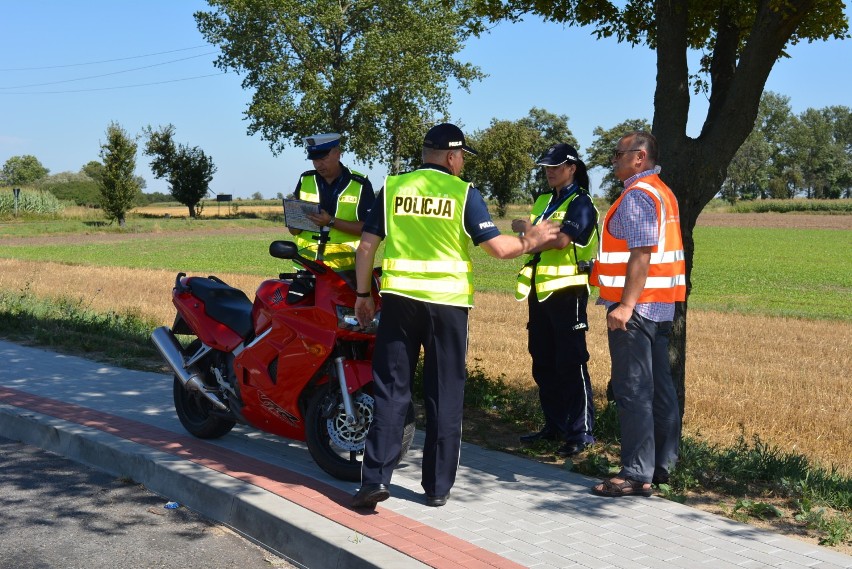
269;240;299;259
269;241;327;274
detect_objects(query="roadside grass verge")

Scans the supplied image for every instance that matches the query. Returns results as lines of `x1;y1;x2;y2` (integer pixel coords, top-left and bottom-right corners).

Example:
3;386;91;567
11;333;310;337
0;288;160;370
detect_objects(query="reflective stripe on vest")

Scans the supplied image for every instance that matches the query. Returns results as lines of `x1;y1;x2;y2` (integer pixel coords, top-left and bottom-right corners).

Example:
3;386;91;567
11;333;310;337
383;259;473;273
380;169;474;307
515;189;599;301
590;176;686;303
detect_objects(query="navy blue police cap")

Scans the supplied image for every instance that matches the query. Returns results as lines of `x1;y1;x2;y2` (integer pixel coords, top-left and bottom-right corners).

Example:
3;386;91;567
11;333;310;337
536;143;582;167
423;123;478;155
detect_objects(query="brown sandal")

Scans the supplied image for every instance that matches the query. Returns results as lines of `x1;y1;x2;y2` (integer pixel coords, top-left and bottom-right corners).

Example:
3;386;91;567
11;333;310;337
592;477;653;497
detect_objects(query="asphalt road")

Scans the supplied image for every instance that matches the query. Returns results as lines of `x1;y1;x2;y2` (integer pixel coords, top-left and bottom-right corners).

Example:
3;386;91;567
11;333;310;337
0;436;298;569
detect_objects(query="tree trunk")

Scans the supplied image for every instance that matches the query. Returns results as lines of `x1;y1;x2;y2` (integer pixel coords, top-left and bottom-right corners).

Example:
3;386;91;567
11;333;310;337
650;0;819;416
188;204;197;218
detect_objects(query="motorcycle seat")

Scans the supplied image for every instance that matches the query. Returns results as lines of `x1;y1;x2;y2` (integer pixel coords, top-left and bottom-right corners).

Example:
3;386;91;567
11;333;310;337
186;277;254;339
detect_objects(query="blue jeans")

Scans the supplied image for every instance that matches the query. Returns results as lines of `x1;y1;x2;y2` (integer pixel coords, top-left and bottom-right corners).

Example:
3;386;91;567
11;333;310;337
607;306;681;482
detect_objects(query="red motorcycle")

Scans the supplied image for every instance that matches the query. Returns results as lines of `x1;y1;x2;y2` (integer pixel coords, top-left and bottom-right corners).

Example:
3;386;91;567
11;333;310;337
151;240;415;481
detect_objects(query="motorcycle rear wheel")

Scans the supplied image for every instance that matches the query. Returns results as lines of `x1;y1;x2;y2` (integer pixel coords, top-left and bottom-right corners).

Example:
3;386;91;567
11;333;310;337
305;382;415;482
172;341;236;439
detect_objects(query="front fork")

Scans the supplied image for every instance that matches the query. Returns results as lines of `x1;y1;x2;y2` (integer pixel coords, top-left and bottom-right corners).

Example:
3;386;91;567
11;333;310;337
333;355;358;425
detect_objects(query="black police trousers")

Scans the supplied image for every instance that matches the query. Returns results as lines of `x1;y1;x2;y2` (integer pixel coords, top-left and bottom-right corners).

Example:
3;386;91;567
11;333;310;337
527;286;595;444
360;293;469;497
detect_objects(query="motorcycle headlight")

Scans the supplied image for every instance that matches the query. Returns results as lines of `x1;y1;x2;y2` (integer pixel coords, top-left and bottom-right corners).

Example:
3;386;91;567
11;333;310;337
336;305;379;334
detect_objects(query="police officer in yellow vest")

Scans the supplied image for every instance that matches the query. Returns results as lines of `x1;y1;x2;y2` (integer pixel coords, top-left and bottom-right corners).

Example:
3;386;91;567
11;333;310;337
286;133;375;270
350;123;560;509
512;143;599;457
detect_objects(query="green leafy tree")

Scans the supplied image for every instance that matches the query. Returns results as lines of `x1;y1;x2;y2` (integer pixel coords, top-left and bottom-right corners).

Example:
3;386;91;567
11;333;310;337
195;0;484;170
519;107;577;198
750;92;797;199
824;105;852;197
587;118;653;202
464;119;540;217
34;171;101;206
98;123;141;226
80;160;146;194
789;106;852;198
476;0;849;413
721;134;772;203
81;160;104;183
720;93;794;202
1;155;49;186
142;125;217;218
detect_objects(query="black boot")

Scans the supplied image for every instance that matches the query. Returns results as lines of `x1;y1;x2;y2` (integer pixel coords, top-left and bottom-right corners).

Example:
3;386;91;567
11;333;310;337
520;425;561;443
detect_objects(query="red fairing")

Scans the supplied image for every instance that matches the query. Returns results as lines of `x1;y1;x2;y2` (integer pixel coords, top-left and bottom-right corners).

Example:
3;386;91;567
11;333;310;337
342;360;373;393
252;279;308;332
172;288;244;351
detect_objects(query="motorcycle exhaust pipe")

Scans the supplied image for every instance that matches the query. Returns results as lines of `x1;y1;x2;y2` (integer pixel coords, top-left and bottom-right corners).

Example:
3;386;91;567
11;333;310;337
150;326;228;411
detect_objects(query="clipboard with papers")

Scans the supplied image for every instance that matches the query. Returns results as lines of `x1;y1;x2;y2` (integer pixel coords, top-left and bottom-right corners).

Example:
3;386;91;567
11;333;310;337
283;198;322;232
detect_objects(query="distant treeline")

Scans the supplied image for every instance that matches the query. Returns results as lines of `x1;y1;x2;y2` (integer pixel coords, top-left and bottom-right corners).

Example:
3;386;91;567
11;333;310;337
20;172;171;208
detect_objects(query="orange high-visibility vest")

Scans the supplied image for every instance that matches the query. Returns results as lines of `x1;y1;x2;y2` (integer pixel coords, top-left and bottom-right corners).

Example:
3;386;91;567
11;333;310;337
590;174;686;303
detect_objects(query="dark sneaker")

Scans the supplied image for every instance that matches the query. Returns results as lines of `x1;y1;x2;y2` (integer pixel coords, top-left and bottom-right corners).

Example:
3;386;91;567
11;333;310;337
520;426;562;443
557;441;590;457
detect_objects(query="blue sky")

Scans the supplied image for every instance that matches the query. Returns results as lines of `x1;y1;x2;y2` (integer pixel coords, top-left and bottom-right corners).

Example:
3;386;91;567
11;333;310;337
1;1;850;199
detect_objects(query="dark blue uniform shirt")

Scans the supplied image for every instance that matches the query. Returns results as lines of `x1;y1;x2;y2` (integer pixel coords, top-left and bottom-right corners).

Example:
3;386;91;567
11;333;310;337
536;183;597;246
295;165;375;221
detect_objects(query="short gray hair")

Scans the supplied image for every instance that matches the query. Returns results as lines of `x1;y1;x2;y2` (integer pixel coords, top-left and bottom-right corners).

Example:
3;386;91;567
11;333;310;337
623;131;658;164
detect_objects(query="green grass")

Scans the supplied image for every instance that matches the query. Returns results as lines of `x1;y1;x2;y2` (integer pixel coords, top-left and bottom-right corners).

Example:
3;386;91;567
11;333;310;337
0;215;278;237
0;287;160;369
1;218;850;320
687;226;852;320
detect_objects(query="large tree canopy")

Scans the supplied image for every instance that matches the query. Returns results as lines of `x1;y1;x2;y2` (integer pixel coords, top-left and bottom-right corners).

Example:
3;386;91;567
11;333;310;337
195;0;484;170
476;0;849;412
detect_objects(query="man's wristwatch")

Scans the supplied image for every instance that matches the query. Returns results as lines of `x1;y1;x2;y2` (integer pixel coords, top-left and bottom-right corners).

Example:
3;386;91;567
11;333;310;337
356;291;371;298
327;217;336;227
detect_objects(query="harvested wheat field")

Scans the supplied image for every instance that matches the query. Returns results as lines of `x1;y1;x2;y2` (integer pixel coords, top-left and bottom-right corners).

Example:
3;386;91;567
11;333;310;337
2;257;850;475
471;292;852;475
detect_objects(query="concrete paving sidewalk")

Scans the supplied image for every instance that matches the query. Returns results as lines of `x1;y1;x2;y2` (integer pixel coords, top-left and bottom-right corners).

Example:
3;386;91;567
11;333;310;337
0;339;849;569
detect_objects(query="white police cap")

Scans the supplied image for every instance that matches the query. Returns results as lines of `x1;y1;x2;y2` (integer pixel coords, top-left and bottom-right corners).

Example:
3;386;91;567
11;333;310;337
304;133;341;159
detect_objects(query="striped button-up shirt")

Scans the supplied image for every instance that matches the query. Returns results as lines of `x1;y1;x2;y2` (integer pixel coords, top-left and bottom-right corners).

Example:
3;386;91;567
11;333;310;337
596;167;675;322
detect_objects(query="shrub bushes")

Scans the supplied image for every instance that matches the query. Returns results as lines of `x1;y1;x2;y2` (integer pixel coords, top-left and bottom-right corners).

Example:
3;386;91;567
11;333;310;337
733;199;852;214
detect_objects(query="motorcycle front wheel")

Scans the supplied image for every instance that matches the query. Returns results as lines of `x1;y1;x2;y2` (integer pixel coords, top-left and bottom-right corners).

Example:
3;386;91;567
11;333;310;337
172;341;236;439
305;382;415;482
